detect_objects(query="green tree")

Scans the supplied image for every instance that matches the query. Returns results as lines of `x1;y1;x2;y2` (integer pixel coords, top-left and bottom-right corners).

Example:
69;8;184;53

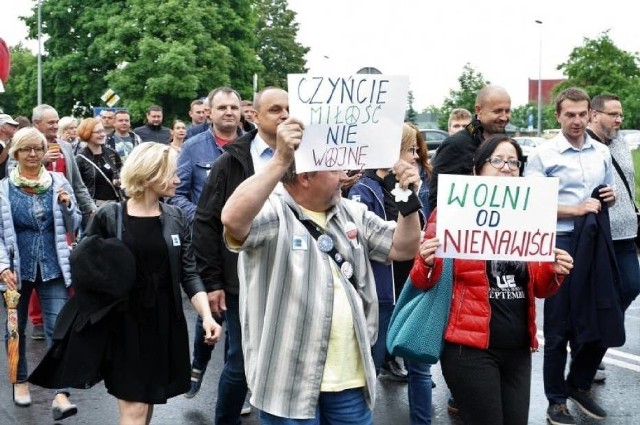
255;0;309;89
437;63;489;130
23;0;264;124
0;44;38;117
405;90;417;124
555;31;640;129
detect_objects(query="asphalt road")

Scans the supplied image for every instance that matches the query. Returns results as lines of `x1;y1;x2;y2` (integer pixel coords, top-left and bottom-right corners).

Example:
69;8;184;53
1;294;639;424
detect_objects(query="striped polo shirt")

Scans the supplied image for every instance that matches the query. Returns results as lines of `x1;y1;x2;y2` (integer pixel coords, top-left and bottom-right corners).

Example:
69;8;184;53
228;186;396;419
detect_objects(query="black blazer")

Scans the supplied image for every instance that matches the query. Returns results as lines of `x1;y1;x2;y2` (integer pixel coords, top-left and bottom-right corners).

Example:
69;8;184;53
28;201;207;389
568;186;625;347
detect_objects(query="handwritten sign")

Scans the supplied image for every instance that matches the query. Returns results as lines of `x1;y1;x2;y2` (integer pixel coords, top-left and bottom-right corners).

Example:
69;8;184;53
435;175;559;261
288;74;409;173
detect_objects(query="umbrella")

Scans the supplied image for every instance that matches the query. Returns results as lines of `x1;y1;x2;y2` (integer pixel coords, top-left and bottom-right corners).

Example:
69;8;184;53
3;246;19;383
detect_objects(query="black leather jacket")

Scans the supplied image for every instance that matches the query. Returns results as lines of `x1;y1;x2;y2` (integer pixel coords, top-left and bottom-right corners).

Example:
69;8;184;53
84;201;205;315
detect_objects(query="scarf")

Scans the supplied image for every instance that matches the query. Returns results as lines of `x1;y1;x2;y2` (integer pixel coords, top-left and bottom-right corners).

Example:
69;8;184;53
10;165;53;194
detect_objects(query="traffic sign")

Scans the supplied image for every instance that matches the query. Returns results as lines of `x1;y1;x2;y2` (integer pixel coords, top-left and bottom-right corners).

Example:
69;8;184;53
101;88;120;107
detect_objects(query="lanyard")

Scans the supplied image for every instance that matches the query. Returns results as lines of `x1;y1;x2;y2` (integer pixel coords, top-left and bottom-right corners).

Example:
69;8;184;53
287;205;356;288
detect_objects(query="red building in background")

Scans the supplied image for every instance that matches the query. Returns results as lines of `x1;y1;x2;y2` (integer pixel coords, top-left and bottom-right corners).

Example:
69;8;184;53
528;78;565;104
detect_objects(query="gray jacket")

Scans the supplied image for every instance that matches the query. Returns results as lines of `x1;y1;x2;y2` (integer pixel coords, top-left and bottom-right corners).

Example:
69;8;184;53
7;140;96;216
0;172;82;290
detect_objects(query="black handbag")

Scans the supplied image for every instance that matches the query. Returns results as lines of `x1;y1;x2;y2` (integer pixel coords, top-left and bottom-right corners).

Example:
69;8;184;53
610;157;640;249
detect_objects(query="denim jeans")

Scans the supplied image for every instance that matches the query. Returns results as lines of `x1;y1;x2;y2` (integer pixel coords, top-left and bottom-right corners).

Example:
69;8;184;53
406;360;432;424
5;275;68;382
371;302;394;374
215;294;248;425
613;239;640;312
192;314;216;371
258;388;372;425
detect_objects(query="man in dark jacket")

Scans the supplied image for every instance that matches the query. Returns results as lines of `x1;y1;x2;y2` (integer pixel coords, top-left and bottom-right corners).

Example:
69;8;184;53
133;105;171;143
428;85;511;211
193;87;288;424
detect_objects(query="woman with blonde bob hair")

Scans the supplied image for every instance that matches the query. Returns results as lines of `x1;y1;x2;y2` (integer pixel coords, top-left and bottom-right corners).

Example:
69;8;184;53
84;142;221;425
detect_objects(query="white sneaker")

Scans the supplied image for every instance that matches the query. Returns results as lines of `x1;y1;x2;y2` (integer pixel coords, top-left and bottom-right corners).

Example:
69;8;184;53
241;400;252;415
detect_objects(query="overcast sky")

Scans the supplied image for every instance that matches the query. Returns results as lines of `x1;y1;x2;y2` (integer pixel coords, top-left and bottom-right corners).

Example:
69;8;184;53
2;0;638;109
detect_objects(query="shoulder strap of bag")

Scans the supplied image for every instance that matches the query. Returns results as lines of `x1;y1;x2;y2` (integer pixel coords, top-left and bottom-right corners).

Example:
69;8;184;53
116;201;123;240
610;156;638;213
76;153;122;201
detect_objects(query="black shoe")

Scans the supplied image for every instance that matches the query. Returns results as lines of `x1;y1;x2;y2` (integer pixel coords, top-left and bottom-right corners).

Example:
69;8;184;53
31;324;44;340
567;386;607;419
51;400;78;421
546;403;576;425
381;358;408;382
593;369;606;384
184;368;204;399
447;397;459;415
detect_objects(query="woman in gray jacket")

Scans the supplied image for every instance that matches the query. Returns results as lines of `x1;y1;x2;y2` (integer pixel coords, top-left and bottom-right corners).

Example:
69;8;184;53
83;142;221;425
0;127;81;419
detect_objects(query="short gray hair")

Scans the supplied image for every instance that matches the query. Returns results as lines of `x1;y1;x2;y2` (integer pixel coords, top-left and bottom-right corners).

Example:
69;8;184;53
32;104;57;122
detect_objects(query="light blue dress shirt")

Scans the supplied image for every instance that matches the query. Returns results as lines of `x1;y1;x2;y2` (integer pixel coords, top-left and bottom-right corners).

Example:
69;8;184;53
250;132;274;174
524;132;614;233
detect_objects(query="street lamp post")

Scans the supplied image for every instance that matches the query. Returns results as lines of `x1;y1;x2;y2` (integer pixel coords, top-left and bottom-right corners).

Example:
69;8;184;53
37;0;42;105
535;19;543;137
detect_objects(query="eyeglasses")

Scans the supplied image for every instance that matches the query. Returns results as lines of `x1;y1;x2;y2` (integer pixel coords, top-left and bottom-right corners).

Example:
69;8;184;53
405;146;419;155
485;157;521;171
92;129;106;134
595;110;624;120
17;146;46;154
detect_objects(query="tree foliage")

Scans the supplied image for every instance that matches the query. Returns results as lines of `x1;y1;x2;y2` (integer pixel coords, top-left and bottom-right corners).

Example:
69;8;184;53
405;90;417;124
17;0;306;125
0;44;37;117
555;31;640;129
437;63;489;130
256;0;309;89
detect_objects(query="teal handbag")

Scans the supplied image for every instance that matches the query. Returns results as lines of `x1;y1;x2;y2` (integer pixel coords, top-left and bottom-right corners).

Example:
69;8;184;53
386;257;454;364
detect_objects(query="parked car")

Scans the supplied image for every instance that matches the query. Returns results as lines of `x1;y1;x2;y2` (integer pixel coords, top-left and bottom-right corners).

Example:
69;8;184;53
622;129;640;150
513;136;545;158
419;128;449;153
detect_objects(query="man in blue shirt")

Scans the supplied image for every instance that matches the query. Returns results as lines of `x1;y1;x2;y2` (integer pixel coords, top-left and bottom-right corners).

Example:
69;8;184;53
169;86;241;401
525;87;616;425
171;87;242;224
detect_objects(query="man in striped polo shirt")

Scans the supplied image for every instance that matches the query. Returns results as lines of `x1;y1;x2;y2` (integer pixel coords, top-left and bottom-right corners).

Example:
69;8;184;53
220;117;421;423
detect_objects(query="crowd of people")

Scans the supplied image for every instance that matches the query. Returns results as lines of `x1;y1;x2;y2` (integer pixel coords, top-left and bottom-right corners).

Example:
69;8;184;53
0;82;637;425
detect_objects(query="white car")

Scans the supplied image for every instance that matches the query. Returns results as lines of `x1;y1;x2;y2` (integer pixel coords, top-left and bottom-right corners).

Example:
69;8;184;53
621;130;640;150
513;136;545;158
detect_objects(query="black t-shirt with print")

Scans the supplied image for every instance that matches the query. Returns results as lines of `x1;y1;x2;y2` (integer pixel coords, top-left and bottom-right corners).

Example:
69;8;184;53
486;260;530;349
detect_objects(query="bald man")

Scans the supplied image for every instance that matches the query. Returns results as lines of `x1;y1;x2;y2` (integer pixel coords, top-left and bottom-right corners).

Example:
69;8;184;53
428;85;511;210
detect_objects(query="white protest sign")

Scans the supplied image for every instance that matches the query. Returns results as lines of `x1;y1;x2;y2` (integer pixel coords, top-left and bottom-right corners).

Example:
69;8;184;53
435;175;559;261
287;74;409;173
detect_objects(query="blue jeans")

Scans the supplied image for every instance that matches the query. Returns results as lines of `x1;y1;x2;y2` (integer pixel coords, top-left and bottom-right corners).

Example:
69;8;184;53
258;388;372;425
215;294;248;425
192;314;216;371
371;302;394;374
613;239;640;312
5;275;68;383
406;360;432;424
